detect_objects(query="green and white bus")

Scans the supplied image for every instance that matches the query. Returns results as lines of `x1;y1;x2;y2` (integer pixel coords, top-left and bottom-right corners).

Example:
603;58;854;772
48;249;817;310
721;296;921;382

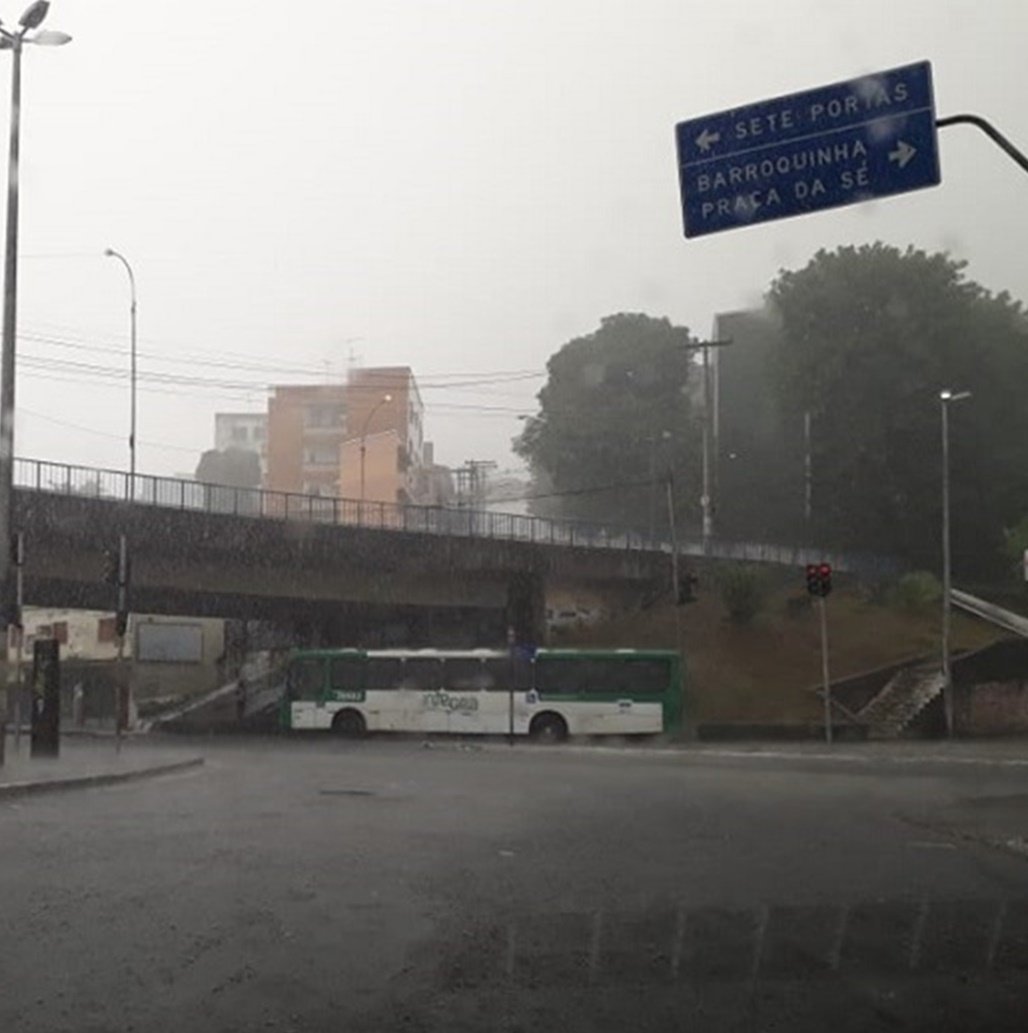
281;647;684;741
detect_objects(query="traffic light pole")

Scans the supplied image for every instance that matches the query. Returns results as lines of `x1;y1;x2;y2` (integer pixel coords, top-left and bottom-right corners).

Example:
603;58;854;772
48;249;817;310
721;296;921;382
115;532;127;752
11;530;22;752
819;594;832;745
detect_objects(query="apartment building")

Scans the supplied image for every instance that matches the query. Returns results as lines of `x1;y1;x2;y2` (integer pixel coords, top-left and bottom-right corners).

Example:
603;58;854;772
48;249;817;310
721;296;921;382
265;384;348;496
339;366;425;504
243;366;448;506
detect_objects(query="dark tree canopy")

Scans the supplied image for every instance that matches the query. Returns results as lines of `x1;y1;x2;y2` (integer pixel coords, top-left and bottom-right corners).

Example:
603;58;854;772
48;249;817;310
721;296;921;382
767;243;1028;576
514;313;701;532
195;448;262;489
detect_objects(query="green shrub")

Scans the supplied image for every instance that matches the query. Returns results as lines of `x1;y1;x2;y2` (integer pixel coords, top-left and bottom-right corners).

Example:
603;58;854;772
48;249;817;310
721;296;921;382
890;571;942;612
717;564;770;626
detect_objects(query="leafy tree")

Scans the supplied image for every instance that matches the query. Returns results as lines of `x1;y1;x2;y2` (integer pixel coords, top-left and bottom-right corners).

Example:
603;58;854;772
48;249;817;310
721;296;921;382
514;314;702;531
716;564;770;625
195;448;262;488
195;448;262;515
767;244;1028;576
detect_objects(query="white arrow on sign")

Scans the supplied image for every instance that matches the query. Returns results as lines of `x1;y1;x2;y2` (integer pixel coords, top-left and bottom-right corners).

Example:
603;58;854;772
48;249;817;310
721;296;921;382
888;140;917;169
695;128;721;153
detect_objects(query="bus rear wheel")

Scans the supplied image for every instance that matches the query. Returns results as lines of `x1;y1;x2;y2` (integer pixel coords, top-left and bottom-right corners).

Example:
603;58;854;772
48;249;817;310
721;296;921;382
331;709;366;738
530;713;568;744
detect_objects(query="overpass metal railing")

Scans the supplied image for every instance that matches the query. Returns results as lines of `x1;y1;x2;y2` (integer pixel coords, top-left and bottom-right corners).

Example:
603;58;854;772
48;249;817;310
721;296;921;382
13;457;900;574
13;457;663;554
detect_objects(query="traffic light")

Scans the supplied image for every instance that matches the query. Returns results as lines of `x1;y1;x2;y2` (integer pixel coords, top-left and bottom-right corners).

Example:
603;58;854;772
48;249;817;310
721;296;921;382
102;549;119;586
677;572;699;605
818;563;833;597
805;563;833;597
102;543;131;588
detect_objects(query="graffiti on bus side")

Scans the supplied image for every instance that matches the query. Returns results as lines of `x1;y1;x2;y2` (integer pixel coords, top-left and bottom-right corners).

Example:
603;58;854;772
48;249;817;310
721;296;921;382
421;691;480;714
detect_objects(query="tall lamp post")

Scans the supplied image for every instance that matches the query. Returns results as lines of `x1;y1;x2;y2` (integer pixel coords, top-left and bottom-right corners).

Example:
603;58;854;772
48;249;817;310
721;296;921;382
940;388;971;737
359;393;392;504
104;248;137;497
0;3;70;620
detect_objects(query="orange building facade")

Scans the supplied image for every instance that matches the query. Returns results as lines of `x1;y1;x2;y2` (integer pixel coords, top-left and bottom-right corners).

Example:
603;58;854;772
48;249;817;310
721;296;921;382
264;367;438;506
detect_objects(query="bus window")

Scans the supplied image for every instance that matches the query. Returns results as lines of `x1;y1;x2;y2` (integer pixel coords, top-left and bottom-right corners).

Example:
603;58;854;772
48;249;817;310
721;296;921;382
443;658;491;691
401;658;443;691
535;657;586;695
484;657;533;691
618;658;670;694
366;658;403;690
288;658;326;701
330;655;365;692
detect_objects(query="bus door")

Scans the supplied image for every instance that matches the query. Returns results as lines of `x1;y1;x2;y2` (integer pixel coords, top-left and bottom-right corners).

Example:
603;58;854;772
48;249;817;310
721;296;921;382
364;657;405;731
440;658;494;734
287;657;328;729
400;658;448;733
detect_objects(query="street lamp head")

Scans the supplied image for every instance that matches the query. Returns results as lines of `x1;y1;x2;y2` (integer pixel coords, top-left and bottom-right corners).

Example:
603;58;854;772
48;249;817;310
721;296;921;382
940;389;972;403
18;1;49;30
28;28;70;45
382;393;392;404
104;247;116;257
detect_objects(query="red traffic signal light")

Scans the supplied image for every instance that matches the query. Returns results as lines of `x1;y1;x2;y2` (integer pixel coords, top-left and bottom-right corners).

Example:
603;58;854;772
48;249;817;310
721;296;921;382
818;563;833;597
805;563;833;597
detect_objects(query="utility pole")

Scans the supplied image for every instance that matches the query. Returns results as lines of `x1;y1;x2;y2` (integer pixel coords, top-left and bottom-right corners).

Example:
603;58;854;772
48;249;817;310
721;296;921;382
665;474;680;600
803;410;812;523
693;339;731;548
940;389;971;738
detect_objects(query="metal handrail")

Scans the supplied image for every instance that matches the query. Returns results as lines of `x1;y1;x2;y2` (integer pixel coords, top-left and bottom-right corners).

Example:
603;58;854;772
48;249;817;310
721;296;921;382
11;456;663;555
10;456;901;573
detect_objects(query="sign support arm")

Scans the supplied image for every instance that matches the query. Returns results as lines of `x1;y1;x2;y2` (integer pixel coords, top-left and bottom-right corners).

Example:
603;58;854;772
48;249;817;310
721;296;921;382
936;114;1028;176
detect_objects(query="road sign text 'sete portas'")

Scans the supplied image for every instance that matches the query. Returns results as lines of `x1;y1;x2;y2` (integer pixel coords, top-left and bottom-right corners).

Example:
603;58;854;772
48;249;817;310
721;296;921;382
675;61;941;238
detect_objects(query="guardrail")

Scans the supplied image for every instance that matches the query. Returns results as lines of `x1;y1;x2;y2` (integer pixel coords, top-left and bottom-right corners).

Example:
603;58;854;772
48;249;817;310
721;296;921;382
951;589;1028;639
13;456;664;553
12;456;900;574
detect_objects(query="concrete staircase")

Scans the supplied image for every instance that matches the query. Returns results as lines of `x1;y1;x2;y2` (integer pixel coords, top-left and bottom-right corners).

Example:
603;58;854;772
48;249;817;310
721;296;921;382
856;663;946;739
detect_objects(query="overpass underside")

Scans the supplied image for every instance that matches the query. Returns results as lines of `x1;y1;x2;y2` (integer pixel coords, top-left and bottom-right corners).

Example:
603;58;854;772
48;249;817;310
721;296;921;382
14;492;665;648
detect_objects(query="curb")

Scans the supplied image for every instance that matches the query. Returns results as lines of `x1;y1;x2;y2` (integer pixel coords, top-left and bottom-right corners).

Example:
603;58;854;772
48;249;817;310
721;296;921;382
0;757;205;800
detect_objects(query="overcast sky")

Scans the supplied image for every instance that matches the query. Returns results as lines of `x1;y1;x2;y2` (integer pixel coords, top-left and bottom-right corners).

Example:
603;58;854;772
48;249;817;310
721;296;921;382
6;0;1027;480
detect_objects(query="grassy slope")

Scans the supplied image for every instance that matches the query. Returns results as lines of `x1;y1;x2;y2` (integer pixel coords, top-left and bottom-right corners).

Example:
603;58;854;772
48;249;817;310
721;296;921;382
550;589;1005;724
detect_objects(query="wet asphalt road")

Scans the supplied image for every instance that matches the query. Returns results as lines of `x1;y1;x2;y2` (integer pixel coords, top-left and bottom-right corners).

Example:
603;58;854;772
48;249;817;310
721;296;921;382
1;737;1027;1032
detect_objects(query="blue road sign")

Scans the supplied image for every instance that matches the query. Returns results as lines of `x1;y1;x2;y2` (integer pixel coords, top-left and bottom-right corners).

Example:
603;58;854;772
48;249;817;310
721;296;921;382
675;62;941;238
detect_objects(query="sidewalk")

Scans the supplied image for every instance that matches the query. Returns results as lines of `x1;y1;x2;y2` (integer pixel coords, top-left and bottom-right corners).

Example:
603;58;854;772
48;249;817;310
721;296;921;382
0;733;204;797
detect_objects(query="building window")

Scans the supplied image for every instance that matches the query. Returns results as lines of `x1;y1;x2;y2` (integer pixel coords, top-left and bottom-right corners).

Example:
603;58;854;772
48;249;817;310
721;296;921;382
303;445;338;467
52;621;69;645
98;617;118;643
230;426;247;443
304;405;345;429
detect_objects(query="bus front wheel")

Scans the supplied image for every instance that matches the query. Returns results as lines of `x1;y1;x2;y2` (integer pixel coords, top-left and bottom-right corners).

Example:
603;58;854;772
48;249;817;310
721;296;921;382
530;713;568;744
331;709;366;738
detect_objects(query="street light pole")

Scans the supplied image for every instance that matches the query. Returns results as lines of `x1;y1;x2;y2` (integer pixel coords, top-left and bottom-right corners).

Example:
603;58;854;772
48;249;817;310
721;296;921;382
940;389;971;738
0;4;70;622
0;32;22;616
691;339;731;548
104;249;137;497
359;393;392;504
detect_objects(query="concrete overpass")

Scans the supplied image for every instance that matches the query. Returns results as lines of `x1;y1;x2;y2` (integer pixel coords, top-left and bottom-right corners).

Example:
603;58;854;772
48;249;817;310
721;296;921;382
10;458;897;646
